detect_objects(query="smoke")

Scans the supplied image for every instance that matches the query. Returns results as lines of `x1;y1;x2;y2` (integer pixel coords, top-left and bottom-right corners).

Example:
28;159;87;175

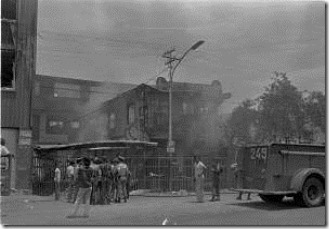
75;81;135;142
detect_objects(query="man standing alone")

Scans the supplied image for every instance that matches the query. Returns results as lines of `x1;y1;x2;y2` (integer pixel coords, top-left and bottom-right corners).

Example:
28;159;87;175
54;162;61;201
194;156;207;203
211;162;223;201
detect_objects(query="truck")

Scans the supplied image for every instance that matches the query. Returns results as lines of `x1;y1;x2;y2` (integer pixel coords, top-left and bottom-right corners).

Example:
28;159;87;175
232;143;325;207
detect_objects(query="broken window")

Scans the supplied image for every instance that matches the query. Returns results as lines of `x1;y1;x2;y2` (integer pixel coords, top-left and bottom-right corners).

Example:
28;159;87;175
46;118;66;135
1;0;17;89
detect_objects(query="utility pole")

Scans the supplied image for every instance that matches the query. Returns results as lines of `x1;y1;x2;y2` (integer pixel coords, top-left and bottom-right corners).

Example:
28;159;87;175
162;48;175;192
161;41;205;192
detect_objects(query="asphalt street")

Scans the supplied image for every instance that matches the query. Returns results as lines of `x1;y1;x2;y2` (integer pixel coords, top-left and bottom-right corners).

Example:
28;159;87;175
0;193;325;226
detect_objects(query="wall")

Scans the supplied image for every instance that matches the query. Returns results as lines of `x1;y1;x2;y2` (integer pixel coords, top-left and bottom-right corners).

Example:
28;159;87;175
1;0;38;192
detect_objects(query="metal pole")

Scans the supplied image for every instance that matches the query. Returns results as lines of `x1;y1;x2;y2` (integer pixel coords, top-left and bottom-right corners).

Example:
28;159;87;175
162;41;205;192
168;51;173;192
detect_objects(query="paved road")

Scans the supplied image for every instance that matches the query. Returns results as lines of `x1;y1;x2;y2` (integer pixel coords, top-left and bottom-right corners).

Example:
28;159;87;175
1;194;325;226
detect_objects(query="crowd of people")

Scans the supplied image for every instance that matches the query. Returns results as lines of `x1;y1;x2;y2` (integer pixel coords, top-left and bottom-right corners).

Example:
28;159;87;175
53;154;249;217
53;155;131;218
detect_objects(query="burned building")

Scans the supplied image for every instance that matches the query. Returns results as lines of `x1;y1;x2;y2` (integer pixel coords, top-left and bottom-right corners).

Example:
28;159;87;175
32;75;135;145
1;0;38;192
84;77;232;157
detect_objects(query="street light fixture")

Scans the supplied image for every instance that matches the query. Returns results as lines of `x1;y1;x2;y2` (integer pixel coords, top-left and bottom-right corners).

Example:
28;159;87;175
163;40;205;192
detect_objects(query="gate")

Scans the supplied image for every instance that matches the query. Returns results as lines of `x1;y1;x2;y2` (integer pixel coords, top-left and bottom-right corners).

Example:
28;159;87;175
32;154;56;196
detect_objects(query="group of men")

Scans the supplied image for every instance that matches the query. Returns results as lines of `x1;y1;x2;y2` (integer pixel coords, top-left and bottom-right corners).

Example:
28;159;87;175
65;155;131;205
193;156;251;203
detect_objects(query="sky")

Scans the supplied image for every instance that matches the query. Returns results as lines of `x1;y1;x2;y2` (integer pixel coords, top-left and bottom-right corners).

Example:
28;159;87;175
36;0;325;113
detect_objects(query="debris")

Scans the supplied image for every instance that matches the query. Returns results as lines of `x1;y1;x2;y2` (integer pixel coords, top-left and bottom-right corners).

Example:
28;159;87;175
162;218;169;225
162;217;177;225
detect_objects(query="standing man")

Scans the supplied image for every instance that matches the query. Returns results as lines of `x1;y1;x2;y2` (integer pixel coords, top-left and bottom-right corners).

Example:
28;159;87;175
194;156;207;203
54;162;61;201
91;157;103;205
210;162;223;201
66;161;76;203
116;156;129;203
112;158;120;203
231;162;251;200
67;157;93;218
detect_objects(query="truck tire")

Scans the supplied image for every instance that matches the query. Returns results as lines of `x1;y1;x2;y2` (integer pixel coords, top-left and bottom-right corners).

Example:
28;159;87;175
259;194;284;203
295;177;324;207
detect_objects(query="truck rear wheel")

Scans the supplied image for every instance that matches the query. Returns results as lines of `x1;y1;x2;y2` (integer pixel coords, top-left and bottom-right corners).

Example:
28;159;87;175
259;194;284;203
295;177;324;207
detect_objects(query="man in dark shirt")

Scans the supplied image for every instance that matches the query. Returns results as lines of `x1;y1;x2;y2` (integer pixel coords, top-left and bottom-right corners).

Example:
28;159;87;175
211;162;223;201
67;157;93;218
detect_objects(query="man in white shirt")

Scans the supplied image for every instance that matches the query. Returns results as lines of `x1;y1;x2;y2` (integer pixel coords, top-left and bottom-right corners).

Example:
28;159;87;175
66;161;75;203
194;156;207;203
54;163;61;201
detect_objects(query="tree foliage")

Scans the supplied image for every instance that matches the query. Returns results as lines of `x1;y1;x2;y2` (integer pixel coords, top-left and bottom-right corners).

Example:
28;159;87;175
225;72;325;145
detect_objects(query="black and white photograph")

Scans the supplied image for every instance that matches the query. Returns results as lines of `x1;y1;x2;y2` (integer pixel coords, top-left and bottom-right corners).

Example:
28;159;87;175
0;0;326;226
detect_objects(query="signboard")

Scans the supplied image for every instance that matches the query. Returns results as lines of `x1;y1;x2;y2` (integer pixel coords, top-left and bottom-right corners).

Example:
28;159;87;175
18;129;32;146
167;140;175;153
167;147;175;153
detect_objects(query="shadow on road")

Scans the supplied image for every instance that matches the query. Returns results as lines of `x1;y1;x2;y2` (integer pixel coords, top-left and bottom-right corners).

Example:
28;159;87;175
227;198;321;211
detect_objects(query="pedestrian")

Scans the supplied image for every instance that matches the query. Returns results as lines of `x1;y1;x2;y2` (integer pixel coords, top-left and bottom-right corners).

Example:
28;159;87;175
99;157;108;205
90;157;103;205
54;162;61;201
0;138;11;169
0;138;10;156
66;157;93;218
126;170;131;200
210;162;223;201
231;162;251;201
66;160;76;203
112;158;120;203
116;156;129;203
70;158;82;203
194;156;207;203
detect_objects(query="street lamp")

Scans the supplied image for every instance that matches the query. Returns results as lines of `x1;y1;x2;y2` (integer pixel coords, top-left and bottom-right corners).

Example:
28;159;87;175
163;40;205;192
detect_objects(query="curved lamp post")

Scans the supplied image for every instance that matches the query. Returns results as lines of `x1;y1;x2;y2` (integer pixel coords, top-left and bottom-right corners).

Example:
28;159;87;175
165;40;205;191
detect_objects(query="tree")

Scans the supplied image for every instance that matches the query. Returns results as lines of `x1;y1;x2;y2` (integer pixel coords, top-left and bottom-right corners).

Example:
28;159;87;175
303;91;326;134
257;72;306;143
225;99;258;146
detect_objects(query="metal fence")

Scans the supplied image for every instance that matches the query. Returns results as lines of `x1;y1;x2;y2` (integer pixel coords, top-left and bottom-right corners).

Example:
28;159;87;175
32;143;228;195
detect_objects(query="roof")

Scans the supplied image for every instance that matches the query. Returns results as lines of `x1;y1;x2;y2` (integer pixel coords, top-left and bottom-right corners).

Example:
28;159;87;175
34;139;158;152
245;143;325;149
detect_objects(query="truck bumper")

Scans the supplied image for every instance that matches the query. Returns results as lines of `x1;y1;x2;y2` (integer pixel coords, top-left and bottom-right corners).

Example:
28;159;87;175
230;188;298;195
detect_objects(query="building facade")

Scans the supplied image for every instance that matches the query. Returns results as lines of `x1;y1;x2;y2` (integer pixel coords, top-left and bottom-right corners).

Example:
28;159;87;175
87;77;232;158
1;0;38;191
32;75;135;145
